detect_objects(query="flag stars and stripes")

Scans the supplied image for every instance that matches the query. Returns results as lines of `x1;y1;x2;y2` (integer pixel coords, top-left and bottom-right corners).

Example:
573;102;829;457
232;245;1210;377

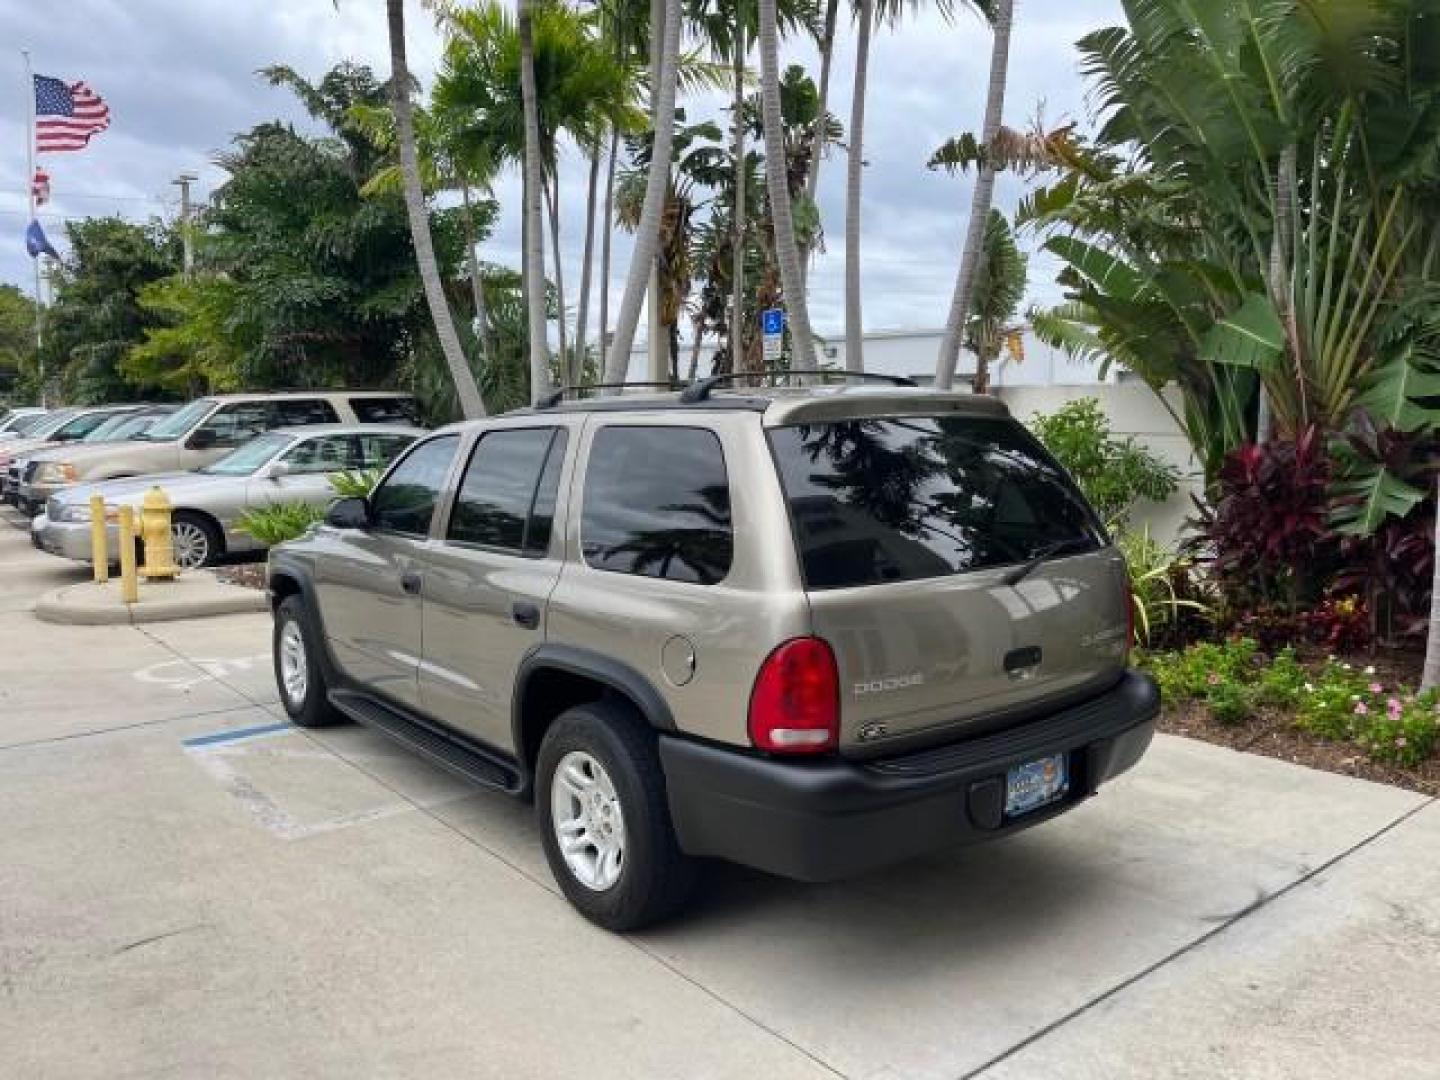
34;75;111;153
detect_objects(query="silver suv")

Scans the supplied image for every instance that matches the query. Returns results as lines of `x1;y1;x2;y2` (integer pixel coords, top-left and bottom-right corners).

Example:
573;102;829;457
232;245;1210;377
267;378;1158;929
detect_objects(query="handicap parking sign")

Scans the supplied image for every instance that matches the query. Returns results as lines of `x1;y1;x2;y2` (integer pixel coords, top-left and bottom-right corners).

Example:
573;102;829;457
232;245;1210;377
761;308;785;336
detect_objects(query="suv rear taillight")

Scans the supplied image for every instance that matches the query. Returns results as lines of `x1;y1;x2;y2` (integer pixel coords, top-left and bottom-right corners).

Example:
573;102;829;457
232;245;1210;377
748;637;840;754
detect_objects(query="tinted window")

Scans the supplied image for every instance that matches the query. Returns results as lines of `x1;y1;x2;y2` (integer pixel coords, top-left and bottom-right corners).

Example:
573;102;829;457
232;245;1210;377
55;412;118;440
351;397;419;424
141;398;214;441
581;427;732;585
370;435;459;536
768;417;1105;591
448;428;566;555
273;398;340;426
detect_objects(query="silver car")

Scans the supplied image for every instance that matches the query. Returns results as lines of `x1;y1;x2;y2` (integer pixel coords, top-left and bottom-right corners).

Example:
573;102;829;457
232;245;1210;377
35;424;422;568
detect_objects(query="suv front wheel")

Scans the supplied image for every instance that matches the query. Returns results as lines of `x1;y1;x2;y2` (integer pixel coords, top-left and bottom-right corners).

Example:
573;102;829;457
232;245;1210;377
272;595;344;728
536;701;698;930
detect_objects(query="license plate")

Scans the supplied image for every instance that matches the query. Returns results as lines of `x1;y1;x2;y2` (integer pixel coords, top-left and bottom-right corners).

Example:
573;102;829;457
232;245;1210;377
1004;753;1069;818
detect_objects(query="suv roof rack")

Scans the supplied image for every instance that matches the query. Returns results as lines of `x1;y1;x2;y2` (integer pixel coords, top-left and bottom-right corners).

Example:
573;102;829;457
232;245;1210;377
679;369;917;404
535;381;685;409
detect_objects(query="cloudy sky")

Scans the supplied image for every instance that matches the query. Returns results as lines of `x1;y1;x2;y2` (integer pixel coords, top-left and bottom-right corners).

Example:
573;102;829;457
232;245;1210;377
0;0;1122;339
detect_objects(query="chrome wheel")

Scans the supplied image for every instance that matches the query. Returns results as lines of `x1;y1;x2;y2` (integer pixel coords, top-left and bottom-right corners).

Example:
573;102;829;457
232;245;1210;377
278;619;308;708
171;519;211;569
550;751;626;892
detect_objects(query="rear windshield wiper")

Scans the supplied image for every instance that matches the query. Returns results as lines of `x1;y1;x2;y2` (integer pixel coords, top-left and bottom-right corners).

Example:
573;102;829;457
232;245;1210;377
1002;537;1096;588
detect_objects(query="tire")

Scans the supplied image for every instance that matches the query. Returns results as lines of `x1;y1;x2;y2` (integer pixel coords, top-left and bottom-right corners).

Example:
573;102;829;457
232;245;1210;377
171;510;222;570
272;594;344;728
536;701;698;931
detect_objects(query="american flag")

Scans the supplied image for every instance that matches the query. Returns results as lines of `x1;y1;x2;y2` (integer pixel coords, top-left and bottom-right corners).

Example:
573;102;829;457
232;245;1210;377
31;166;50;206
34;75;111;153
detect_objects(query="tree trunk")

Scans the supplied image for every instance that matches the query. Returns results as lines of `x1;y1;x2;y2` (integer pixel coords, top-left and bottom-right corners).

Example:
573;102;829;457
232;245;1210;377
844;0;873;374
574;148;601;386
604;0;683;384
543;173;568;371
801;0;840;270
519;0;553;404
386;0;485;418
459;181;490;365
934;0;1013;392
730;37;748;371
688;324;705;381
1424;479;1440;690
598;127;618;380
758;0;817;368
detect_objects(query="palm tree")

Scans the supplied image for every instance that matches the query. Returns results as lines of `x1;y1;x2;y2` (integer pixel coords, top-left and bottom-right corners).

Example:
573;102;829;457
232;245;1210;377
385;0;487;417
604;0;684;384
965;209;1025;393
757;0;817;368
842;0;873;371
934;0;1012;391
518;0;551;403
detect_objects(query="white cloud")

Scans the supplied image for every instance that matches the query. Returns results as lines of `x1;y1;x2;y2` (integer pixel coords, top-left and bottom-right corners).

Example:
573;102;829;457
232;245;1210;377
1;0;1122;359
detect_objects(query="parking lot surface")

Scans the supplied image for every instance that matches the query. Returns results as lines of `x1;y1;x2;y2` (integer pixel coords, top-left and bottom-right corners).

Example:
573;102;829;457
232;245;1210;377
2;512;1437;1079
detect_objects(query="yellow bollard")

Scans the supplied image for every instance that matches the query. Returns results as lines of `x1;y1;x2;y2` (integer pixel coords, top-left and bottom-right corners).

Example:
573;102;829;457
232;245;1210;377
140;486;179;581
117;506;139;604
89;494;109;584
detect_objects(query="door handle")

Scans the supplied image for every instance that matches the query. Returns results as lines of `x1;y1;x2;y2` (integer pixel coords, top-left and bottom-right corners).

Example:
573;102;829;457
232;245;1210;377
512;601;541;629
400;571;422;596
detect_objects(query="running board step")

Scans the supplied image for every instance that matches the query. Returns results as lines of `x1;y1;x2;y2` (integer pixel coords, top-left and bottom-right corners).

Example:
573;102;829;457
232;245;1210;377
329;690;523;794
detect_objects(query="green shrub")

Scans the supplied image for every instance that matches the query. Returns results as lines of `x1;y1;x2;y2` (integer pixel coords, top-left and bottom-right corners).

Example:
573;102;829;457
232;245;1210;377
1029;398;1180;527
1207;682;1255;725
237;502;326;546
330;467;383;499
1116;528;1212;648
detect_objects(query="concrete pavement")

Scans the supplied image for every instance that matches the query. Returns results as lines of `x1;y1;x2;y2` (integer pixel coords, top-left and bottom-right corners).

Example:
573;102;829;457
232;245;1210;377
2;511;1437;1078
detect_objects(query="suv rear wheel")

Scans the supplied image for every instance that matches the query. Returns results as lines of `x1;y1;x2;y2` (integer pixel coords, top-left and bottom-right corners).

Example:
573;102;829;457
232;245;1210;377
536;701;698;930
272;595;344;728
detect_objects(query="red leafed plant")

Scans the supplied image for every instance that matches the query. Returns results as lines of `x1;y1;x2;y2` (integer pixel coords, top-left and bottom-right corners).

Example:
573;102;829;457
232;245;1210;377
1206;425;1335;609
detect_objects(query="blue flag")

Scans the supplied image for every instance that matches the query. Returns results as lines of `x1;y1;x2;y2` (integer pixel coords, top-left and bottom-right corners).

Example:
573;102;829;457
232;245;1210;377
25;219;59;260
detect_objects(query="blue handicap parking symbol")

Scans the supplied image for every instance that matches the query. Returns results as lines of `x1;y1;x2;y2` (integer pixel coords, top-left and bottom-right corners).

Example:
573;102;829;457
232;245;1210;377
761;308;785;336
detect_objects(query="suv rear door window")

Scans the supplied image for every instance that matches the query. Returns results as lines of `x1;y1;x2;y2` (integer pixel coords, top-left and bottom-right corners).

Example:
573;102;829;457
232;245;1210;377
272;399;340;426
768;416;1104;591
370;435;460;536
447;428;567;555
350;397;419;424
581;427;732;585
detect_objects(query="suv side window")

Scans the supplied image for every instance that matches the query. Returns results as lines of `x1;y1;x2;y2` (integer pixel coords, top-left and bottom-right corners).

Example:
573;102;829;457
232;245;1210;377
192;402;270;448
272;399;340;426
581;426;733;585
369;435;460;537
447;428;567;555
357;433;418;468
351;397;419;424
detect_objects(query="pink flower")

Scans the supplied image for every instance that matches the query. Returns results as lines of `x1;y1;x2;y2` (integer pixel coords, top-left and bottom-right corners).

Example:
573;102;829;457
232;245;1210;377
1369;682;1384;694
1354;702;1369;716
1396;736;1408;749
1388;698;1403;717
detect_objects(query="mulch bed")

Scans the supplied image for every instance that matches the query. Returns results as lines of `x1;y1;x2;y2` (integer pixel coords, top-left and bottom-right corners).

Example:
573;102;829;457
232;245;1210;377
213;563;267;591
1158;647;1440;797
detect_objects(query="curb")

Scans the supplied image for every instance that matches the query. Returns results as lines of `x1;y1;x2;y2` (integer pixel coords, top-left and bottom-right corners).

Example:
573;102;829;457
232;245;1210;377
35;573;269;626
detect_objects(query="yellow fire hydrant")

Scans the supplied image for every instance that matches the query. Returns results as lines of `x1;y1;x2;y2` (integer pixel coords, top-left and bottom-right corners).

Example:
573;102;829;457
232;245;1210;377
139;486;179;581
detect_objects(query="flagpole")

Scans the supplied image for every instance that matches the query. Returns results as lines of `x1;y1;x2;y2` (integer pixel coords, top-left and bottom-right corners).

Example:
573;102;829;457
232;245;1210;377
23;48;45;407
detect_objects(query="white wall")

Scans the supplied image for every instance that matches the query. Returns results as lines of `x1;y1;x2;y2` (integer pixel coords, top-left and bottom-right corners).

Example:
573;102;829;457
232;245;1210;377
999;382;1201;545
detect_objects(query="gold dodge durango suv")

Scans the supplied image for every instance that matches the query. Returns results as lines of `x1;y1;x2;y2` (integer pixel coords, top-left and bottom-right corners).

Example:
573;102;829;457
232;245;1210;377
267;375;1159;930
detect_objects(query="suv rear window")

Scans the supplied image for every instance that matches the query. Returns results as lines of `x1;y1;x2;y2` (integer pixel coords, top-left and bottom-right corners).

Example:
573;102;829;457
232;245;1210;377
768;416;1104;591
581;426;733;585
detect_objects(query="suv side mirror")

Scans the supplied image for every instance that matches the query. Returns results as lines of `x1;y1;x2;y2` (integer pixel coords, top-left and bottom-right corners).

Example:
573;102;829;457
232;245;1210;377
188;428;218;449
325;496;370;529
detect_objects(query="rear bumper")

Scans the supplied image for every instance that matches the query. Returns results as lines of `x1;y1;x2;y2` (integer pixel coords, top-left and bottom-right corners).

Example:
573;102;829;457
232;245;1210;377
659;670;1159;882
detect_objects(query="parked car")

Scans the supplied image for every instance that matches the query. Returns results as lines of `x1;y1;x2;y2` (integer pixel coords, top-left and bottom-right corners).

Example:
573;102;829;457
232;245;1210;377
0;407;47;440
266;377;1159;931
15;405;179;514
1;406;144;504
36;425;422;569
23;392;419;506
